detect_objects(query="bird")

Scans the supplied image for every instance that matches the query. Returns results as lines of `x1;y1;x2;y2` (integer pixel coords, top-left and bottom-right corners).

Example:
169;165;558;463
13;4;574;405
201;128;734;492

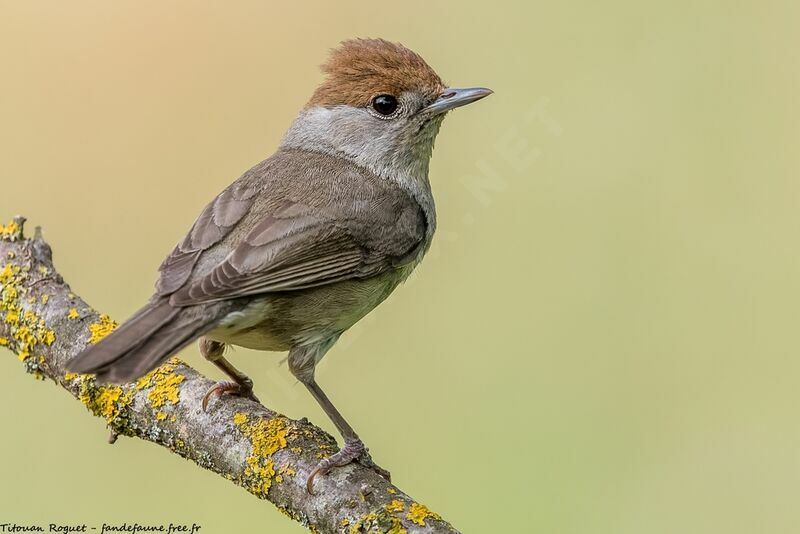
67;38;492;493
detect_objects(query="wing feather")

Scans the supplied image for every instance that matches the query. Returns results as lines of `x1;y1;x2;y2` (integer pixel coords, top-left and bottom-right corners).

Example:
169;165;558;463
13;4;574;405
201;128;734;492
155;183;257;295
169;209;375;305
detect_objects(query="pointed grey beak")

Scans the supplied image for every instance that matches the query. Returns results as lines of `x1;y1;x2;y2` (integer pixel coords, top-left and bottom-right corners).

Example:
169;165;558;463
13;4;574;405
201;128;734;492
423;87;493;115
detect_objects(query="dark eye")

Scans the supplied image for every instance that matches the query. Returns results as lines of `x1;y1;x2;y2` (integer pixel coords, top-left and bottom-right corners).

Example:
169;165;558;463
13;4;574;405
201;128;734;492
371;94;399;116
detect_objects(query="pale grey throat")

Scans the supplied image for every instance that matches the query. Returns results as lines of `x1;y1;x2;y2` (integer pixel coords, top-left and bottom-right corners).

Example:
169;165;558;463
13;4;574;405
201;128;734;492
280;104;444;251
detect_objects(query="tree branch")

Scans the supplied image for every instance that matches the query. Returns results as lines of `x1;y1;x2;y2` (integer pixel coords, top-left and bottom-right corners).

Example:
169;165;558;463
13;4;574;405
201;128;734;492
0;216;457;534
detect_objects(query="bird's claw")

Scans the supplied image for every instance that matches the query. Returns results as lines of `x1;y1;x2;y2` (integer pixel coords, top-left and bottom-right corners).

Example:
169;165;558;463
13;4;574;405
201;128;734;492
201;380;259;412
306;438;390;494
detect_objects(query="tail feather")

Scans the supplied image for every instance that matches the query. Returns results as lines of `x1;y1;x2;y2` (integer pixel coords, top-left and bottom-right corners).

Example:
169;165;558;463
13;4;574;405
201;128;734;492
68;299;225;384
94;315;214;384
69;301;179;374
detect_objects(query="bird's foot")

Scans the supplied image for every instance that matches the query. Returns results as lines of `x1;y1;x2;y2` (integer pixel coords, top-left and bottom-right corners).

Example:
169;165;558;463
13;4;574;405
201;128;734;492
201;379;260;412
306;438;390;494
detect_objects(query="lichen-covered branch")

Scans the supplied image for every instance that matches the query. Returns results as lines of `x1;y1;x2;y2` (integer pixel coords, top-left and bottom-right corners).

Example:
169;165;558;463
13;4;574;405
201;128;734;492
0;216;457;534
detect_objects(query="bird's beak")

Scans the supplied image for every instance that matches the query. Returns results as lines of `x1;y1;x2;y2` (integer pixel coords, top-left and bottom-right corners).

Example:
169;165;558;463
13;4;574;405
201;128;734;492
423;87;493;115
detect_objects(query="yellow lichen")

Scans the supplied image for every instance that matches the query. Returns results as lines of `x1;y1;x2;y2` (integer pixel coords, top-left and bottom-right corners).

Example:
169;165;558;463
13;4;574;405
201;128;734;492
5;311;19;325
406;503;441;527
95;388;122;417
0;337;7;346
88;314;117;343
135;357;185;408
0;221;19;239
0;262;56;367
233;412;288;498
349;512;377;534
385;500;405;513
348;511;407;534
67;308;79;320
42;330;55;345
0;263;14;283
40;294;48;305
15;325;34;347
279;465;296;477
78;381;132;422
5;286;17;300
274;463;296;485
156;411;168;421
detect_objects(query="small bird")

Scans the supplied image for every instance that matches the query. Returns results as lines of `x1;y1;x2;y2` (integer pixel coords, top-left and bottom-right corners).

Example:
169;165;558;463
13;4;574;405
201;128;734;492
68;38;491;492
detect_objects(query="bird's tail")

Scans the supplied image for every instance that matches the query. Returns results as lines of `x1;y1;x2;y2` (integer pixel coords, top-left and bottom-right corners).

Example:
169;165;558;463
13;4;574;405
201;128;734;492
67;299;226;384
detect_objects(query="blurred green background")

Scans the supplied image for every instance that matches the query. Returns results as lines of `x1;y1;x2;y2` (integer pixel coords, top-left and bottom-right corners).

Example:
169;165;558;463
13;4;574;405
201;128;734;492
2;1;799;532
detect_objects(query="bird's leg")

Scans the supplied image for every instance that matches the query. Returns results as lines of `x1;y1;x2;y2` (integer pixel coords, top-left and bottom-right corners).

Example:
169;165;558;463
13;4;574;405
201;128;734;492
288;342;390;493
302;378;391;493
199;337;260;411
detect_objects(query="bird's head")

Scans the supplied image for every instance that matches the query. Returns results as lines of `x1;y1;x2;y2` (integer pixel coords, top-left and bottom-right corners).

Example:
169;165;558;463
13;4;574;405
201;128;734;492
281;39;492;182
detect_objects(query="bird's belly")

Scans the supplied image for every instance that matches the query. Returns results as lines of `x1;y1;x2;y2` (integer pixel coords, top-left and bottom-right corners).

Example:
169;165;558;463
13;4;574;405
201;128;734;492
207;326;289;352
206;270;408;352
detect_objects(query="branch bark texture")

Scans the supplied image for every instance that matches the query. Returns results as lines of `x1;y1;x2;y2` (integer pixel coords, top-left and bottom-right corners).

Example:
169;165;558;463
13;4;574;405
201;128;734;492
0;216;457;534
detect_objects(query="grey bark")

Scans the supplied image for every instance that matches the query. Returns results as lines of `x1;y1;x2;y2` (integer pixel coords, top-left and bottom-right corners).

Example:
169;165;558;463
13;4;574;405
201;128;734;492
0;216;458;534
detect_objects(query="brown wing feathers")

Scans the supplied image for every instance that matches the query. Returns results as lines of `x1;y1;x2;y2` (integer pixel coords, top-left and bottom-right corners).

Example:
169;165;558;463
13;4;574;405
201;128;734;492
156;185;256;295
169;206;370;305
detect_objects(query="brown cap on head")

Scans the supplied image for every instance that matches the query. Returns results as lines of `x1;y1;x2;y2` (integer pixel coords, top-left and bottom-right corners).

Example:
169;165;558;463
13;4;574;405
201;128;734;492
308;39;445;109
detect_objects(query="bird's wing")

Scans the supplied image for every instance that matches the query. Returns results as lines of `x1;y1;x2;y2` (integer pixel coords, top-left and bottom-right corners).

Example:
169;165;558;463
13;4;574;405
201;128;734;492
155;149;427;306
155;178;258;295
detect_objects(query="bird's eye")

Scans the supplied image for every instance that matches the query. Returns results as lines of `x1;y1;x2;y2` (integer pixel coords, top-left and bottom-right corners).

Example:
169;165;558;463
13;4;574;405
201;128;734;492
371;95;399;116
